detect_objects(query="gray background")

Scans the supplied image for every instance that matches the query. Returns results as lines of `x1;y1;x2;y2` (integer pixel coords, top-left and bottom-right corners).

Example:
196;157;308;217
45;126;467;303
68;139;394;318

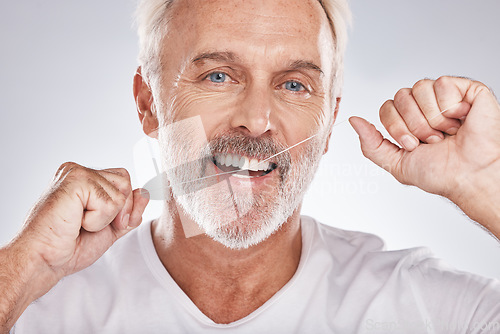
1;0;499;278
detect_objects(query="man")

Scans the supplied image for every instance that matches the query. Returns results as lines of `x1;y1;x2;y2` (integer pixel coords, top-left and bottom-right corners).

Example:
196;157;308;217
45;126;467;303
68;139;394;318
1;0;500;333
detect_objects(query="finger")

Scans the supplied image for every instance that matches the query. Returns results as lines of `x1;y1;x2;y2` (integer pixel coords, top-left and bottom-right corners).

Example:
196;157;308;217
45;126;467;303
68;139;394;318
81;176;127;232
433;76;490;119
76;168;134;232
440;101;471;121
391;89;445;144
112;188;150;238
97;168;132;197
433;76;471;110
111;189;135;231
411;79;461;135
96;169;134;227
74;189;150;270
349;116;404;175
52;163;128;233
128;189;150;229
379;100;419;150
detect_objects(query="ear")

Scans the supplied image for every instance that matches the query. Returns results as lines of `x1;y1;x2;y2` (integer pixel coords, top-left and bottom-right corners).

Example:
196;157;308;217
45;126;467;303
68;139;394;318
323;97;341;155
133;67;159;138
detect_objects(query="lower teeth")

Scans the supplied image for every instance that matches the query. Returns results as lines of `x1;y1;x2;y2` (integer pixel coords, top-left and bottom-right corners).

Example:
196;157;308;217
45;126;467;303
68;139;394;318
232;174;253;179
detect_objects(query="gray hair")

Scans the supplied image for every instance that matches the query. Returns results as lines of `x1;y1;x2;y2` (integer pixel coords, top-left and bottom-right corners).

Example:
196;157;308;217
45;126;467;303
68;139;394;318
135;0;351;100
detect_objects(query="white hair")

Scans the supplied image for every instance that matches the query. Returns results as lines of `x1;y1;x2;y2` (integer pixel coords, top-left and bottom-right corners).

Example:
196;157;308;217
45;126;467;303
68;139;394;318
135;0;351;100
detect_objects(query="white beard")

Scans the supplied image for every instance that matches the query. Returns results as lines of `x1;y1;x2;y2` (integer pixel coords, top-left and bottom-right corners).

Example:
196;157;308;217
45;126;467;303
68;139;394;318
158;116;325;249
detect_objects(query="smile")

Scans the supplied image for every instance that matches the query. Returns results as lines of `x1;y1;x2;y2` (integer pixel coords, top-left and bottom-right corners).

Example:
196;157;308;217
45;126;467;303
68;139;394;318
212;153;278;178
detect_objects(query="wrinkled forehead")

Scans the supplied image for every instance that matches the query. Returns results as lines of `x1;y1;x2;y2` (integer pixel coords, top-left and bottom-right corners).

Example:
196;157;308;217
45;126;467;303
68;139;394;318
163;0;334;75
170;0;328;34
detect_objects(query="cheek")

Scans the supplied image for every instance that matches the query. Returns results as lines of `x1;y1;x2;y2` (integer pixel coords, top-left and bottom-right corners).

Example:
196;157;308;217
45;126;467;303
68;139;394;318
276;96;330;140
162;85;239;134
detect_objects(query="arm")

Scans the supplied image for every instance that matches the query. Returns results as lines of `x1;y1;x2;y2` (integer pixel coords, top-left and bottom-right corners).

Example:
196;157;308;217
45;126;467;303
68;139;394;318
350;76;500;238
0;242;51;333
0;163;149;333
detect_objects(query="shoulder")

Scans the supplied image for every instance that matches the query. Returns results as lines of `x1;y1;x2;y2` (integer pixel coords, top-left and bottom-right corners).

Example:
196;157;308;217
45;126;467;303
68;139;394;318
299;216;500;328
300;215;476;281
301;215;386;250
301;214;390;267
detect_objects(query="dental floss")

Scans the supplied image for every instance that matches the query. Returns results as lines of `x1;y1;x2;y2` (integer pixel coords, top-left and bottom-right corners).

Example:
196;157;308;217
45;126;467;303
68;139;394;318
428;102;461;122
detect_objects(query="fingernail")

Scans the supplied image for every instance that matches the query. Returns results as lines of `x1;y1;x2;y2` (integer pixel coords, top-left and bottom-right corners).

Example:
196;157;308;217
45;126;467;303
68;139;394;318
140;188;150;199
426;135;443;144
446;127;458;135
122;214;130;228
401;135;419;151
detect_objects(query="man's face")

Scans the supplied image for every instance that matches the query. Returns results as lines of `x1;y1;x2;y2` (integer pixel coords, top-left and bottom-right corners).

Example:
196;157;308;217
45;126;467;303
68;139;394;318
152;0;336;248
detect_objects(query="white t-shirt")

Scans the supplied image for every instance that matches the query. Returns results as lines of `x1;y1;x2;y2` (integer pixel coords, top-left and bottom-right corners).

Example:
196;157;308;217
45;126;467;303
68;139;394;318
13;216;500;333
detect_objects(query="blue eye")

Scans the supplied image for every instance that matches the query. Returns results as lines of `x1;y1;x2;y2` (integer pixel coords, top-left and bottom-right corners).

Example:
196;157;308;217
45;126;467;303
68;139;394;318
208;72;227;83
285;81;304;92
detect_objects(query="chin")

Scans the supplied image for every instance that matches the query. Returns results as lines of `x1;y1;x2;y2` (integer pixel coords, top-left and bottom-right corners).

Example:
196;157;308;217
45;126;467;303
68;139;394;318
205;215;285;250
194;194;300;250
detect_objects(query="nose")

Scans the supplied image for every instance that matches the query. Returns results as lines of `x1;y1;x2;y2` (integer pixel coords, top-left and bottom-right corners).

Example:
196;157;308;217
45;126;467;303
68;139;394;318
230;81;276;137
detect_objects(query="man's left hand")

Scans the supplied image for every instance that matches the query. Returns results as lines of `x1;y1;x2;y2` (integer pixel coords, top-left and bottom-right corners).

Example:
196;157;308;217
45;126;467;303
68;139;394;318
349;76;500;238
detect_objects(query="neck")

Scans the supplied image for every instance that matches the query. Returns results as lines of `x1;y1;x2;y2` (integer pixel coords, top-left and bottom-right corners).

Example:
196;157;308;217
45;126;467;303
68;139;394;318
152;199;303;324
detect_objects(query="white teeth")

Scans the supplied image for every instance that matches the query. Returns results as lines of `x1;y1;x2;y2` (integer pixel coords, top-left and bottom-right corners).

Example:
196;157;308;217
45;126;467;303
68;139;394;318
240;156;250;170
232;173;252;179
231;154;239;168
215;154;224;166
225;155;233;167
258;161;270;171
214;153;274;172
249;158;259;171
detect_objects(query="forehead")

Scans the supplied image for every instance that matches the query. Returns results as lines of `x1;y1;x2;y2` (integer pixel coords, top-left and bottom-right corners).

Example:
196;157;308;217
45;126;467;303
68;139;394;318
165;0;333;71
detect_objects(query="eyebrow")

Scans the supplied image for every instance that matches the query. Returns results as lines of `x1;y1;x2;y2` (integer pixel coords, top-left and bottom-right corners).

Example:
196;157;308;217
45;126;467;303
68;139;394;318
191;51;323;76
191;51;240;65
288;60;324;76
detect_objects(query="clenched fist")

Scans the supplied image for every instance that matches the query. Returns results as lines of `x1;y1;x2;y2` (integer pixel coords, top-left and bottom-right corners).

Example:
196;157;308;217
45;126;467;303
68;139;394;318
0;162;149;332
350;76;500;237
25;162;150;282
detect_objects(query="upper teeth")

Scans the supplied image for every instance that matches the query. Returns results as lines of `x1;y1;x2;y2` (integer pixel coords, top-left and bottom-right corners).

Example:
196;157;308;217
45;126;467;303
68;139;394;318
214;153;272;171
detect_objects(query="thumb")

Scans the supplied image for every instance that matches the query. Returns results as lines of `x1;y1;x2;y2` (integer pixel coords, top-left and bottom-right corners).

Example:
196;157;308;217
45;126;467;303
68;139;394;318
349;116;404;175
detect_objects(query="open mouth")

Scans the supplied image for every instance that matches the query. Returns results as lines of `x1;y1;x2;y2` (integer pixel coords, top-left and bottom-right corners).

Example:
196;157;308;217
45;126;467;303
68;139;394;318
212;153;278;178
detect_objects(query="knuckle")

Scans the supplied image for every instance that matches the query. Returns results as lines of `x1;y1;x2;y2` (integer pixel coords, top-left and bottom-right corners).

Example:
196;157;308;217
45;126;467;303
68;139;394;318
56;161;77;176
385;122;404;137
117;169;132;189
472;83;491;96
104;167;131;180
55;162;87;182
117;168;131;180
379;100;394;118
103;168;132;192
393;90;413;113
405;118;426;133
114;192;127;208
67;166;87;180
427;117;447;130
394;88;411;102
412;79;433;95
434;76;453;91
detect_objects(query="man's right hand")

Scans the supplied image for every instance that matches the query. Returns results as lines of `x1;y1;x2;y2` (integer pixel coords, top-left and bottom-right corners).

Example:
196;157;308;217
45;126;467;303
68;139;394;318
0;162;150;332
